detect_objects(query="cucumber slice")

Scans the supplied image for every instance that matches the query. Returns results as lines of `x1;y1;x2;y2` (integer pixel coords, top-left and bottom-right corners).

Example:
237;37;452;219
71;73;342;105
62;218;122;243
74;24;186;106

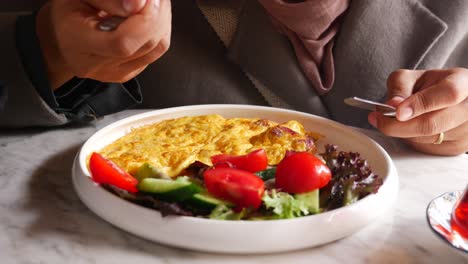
138;177;201;201
188;193;233;210
135;163;170;181
255;167;276;181
294;189;320;214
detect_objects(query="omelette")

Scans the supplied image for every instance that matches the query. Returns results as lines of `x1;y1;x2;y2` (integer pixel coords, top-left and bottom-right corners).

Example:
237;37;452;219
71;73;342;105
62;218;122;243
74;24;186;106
98;115;320;177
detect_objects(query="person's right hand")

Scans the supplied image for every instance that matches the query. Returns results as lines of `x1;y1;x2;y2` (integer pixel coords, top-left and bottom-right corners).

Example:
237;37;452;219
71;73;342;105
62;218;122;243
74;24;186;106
36;0;172;89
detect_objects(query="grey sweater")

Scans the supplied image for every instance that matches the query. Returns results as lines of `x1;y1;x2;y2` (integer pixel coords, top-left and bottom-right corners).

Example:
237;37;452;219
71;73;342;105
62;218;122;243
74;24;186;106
2;0;468;128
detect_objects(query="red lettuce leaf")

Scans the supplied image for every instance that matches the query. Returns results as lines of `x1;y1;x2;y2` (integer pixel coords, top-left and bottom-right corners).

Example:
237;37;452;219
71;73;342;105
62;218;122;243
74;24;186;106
319;144;384;211
102;184;195;217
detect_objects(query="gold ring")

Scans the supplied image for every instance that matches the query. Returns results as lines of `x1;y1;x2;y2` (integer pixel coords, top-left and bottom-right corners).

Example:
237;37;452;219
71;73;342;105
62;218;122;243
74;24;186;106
433;132;445;144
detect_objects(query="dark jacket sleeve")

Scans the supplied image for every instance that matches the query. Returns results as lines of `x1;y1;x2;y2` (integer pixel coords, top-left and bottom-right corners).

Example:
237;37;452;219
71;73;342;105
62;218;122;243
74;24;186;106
0;12;142;128
0;83;6;112
0;12;68;127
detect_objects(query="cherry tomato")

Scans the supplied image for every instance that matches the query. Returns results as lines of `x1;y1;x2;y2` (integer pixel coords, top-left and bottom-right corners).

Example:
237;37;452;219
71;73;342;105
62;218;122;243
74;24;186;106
211;149;268;173
89;152;138;193
275;152;331;194
204;168;265;209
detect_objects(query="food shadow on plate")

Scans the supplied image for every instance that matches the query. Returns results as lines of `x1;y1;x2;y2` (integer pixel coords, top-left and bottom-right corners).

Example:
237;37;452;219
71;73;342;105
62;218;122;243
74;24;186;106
22;143;200;260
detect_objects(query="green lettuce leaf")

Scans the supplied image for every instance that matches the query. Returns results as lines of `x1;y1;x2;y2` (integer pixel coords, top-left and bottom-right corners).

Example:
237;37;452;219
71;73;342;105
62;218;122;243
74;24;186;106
208;205;247;220
262;190;311;219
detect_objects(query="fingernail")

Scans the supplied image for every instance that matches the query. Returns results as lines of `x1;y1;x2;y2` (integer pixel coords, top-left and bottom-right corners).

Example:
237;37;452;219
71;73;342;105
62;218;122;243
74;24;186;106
387;96;405;107
368;112;378;128
154;0;160;9
398;106;413;121
122;0;146;14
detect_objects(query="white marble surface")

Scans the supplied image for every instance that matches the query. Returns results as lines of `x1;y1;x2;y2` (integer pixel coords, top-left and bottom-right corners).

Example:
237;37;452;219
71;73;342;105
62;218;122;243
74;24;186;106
0;110;467;264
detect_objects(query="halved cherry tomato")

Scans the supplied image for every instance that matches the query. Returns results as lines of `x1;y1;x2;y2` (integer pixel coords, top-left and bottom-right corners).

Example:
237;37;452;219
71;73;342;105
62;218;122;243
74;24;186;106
275;152;331;194
211;149;268;173
203;168;265;209
89;152;138;193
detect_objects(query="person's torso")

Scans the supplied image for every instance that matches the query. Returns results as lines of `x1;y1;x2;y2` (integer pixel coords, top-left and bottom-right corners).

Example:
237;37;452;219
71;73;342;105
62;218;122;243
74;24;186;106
138;0;468;128
5;0;468;128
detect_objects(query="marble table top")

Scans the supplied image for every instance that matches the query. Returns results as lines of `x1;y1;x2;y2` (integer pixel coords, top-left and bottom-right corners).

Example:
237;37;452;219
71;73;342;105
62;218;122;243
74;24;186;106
1;110;467;264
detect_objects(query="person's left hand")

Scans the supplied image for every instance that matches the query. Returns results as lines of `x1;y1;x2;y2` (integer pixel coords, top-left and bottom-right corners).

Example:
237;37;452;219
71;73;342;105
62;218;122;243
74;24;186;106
368;68;468;155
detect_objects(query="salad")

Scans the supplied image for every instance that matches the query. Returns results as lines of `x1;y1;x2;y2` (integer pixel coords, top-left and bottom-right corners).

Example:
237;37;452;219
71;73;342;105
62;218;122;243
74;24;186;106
89;144;384;220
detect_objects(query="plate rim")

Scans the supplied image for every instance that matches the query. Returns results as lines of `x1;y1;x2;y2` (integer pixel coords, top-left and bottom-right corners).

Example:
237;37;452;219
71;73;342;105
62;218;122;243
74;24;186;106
76;104;398;224
72;104;401;253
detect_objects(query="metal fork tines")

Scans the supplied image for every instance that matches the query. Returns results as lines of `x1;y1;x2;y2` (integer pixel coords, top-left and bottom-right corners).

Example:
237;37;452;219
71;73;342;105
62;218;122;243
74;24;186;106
344;97;397;117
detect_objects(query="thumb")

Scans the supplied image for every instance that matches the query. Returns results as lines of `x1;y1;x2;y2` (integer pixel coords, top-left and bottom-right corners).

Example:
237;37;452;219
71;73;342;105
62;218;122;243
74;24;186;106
82;0;147;17
385;69;425;106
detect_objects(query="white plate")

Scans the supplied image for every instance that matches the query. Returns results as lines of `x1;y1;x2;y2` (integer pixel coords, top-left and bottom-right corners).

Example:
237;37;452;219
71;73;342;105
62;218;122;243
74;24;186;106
72;104;399;254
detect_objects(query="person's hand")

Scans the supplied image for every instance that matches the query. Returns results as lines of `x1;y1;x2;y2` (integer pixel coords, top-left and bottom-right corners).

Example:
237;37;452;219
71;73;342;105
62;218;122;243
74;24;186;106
368;68;468;155
36;0;171;89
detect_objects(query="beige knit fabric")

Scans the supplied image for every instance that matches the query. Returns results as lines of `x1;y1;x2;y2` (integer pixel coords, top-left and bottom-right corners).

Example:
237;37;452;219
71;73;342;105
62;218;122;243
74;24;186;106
197;0;292;109
197;0;241;46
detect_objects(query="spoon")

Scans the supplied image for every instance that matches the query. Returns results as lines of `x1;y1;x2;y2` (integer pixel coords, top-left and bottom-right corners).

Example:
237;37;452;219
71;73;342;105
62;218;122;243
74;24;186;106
426;188;468;257
344;97;397;117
